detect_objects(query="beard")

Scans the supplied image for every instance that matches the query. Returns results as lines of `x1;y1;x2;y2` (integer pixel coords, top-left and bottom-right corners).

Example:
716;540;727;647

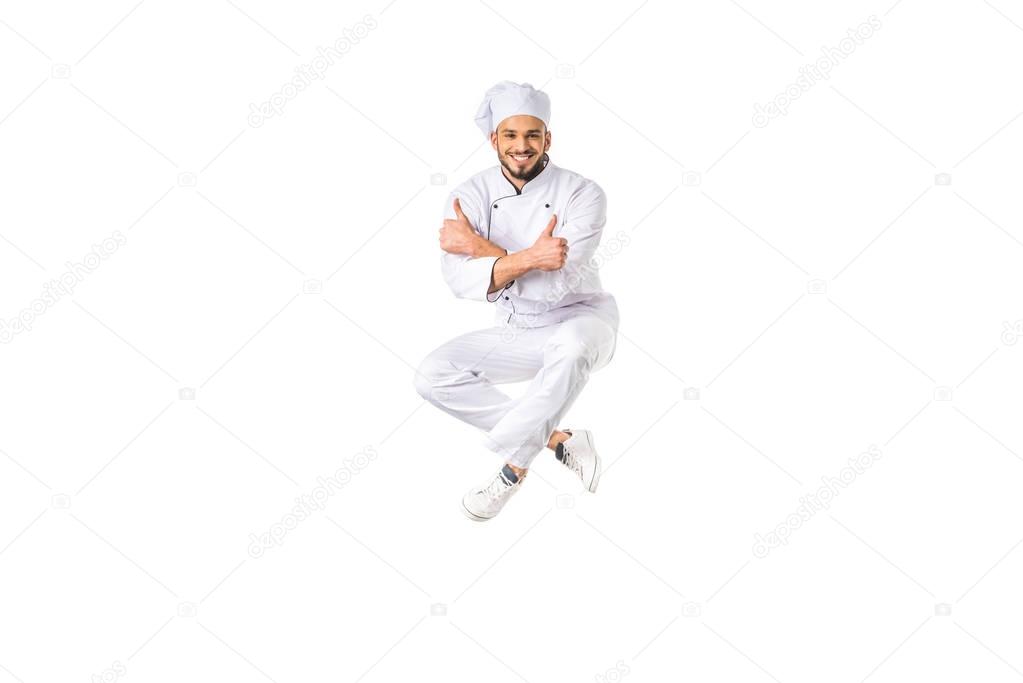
500;151;547;182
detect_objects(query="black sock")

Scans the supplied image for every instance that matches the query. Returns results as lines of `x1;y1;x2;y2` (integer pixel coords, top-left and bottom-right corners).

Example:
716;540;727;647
501;464;520;484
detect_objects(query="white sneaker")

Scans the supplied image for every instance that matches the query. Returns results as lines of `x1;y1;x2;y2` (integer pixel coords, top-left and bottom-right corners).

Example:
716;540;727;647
462;465;524;521
556;429;601;492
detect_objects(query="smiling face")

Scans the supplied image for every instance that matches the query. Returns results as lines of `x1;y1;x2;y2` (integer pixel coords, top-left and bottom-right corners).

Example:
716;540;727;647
491;115;551;183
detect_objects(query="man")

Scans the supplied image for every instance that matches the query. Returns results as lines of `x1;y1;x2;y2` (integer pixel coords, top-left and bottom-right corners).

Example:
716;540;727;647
414;81;619;521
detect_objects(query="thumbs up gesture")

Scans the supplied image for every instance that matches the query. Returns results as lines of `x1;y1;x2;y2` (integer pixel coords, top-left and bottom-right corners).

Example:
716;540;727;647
439;197;483;256
528;214;568;271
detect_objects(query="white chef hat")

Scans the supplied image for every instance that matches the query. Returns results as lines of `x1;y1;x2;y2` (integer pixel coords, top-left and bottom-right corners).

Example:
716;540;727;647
474;81;551;138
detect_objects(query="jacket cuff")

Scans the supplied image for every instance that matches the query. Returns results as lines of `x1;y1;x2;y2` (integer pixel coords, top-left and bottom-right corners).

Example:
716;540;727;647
459;255;501;301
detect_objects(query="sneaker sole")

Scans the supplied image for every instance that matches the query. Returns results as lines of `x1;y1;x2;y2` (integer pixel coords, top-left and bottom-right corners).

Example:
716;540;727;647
583;431;601;493
461;499;492;522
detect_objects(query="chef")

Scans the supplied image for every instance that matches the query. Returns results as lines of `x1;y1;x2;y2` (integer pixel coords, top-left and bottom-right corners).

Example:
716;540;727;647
414;81;620;521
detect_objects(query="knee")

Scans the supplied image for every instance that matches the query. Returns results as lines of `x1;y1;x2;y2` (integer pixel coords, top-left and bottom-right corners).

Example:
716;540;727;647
549;340;598;372
413;354;450;402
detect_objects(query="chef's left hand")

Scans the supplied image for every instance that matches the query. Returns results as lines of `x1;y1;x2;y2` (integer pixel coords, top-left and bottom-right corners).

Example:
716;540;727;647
439;198;483;257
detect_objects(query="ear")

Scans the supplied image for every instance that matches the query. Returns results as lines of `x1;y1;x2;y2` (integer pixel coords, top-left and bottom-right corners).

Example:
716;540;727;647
544;128;552;152
490;131;498;152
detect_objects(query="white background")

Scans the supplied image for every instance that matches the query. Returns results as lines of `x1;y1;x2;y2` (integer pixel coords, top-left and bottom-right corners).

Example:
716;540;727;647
2;0;1023;681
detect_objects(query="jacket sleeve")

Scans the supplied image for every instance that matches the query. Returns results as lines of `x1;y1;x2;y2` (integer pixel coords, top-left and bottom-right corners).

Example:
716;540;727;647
547;181;607;303
439;190;501;302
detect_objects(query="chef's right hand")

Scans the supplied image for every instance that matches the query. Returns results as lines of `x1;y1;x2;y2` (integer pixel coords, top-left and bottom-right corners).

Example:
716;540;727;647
440;198;483;256
528;215;568;271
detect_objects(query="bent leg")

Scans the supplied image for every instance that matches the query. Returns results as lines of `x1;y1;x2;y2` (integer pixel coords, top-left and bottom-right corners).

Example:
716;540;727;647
483;313;617;469
414;326;546;432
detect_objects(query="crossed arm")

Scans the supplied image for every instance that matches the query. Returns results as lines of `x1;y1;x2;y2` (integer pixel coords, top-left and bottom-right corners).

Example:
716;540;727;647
439;198;567;294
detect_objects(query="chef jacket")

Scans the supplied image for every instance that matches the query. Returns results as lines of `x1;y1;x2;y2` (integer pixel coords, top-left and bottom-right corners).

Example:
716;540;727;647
440;156;618;329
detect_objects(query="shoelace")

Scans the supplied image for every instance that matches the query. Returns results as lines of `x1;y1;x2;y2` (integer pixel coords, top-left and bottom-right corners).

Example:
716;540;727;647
561;448;583;476
481;473;514;501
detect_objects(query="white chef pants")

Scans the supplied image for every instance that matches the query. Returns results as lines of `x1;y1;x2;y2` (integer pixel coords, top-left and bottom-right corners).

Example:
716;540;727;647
414;309;617;469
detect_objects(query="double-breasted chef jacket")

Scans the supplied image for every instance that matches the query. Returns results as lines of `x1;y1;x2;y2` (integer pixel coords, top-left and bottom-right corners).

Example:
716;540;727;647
440;155;619;331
